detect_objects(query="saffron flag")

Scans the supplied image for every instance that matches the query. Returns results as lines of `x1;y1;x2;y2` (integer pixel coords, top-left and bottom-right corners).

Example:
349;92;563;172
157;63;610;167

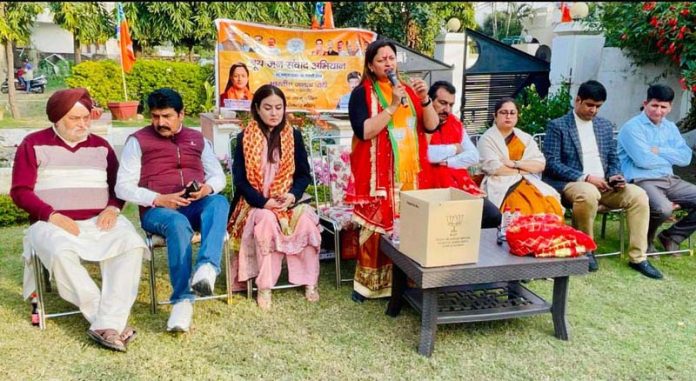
116;3;136;73
322;2;334;29
311;2;324;30
560;2;572;23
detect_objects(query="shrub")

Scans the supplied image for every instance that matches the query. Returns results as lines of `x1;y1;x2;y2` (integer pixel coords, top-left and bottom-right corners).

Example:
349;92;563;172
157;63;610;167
306;184;330;204
219;174;233;201
66;59;213;114
515;82;571;135
0;195;29;227
65;60;123;108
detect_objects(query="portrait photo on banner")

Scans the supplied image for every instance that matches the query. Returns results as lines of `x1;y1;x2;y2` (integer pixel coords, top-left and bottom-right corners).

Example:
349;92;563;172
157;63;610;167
215;19;376;112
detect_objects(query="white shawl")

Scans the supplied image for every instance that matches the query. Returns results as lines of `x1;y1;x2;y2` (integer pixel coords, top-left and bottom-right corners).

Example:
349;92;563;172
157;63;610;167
477;126;562;209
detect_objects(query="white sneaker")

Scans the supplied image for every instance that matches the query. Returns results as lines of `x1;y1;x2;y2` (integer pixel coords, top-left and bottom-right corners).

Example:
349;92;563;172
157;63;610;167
166;300;193;333
191;263;217;297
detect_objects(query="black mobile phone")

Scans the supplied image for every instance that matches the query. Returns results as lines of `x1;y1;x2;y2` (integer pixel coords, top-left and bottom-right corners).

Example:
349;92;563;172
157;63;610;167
182;180;201;198
289;197;312;210
608;178;625;188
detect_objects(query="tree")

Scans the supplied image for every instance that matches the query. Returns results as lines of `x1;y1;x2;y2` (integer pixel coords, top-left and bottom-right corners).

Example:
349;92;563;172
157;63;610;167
49;2;114;65
333;2;475;55
480;11;524;41
0;2;43;118
601;2;696;88
122;2;312;61
505;3;532;38
601;2;696;130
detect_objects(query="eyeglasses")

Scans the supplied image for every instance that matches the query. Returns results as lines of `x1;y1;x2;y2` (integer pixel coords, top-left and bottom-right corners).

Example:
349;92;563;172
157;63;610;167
497;110;518;116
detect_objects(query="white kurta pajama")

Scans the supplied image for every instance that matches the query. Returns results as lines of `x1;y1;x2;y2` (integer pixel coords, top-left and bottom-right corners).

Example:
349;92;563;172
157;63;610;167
22;216;147;331
12;127;148;333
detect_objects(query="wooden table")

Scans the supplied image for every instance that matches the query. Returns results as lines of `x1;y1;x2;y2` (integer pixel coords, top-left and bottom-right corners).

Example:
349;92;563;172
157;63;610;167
382;229;588;357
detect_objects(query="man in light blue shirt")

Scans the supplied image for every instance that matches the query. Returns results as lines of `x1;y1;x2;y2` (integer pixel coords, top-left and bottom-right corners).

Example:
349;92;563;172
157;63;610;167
617;84;696;254
336;71;361;111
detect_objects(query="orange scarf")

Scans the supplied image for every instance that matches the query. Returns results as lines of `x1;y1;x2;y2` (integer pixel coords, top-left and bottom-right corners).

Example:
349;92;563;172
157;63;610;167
228;121;295;245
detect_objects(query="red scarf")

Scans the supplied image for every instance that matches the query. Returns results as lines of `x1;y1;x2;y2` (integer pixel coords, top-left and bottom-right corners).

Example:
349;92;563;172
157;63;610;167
345;78;431;233
425;114;484;196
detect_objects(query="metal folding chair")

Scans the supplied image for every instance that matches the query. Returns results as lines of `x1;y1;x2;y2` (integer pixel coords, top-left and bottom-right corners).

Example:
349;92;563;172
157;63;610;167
145;231;232;314
30;249;81;329
227;132;308;299
307;132;356;289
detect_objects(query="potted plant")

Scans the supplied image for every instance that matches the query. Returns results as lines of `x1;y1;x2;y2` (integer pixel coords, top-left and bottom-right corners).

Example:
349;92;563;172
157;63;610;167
107;100;139;120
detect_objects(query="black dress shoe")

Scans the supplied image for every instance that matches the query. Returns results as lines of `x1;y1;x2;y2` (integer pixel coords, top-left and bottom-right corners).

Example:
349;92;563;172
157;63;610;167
629;260;663;279
586;252;598;272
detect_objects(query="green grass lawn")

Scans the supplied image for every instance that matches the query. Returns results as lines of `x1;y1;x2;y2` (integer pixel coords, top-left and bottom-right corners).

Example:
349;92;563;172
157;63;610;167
0;205;694;380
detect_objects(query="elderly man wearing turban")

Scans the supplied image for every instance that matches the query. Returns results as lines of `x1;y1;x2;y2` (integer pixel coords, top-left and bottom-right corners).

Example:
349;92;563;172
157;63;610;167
11;88;149;352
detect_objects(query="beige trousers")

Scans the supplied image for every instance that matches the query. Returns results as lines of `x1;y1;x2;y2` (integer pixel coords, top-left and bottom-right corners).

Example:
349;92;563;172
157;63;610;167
562;182;650;263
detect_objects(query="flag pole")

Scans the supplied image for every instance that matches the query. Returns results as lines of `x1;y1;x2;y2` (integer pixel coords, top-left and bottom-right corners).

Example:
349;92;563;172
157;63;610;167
117;2;128;101
119;51;128;102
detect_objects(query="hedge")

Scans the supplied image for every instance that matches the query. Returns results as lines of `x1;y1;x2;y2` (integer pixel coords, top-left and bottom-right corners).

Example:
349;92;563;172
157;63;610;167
66;59;213;115
0;195;29;227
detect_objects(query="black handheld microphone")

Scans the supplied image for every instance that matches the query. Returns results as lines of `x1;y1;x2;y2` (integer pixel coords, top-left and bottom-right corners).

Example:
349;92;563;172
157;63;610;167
385;69;407;106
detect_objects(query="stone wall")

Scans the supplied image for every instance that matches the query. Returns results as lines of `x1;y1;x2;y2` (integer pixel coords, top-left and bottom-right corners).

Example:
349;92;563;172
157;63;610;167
596;47;691;128
548;23;692;128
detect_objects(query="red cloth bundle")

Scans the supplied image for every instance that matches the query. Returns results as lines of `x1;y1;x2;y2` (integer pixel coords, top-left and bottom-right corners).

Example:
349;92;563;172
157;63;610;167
505;214;597;258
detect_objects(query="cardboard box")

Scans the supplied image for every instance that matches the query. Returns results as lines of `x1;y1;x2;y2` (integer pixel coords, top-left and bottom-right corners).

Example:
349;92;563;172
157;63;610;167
399;188;483;267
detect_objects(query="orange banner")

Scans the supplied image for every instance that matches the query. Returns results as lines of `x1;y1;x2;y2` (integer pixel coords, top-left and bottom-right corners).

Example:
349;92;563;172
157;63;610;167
215;19;376;112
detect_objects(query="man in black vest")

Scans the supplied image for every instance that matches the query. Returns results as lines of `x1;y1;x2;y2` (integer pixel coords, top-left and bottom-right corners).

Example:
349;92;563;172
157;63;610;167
116;88;229;333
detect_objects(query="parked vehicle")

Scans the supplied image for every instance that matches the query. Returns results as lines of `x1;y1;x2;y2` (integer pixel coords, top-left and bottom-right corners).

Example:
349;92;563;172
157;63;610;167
1;70;47;94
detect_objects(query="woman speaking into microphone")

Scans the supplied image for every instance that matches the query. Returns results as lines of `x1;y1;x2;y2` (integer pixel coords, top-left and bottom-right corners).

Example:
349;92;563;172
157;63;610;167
345;39;439;302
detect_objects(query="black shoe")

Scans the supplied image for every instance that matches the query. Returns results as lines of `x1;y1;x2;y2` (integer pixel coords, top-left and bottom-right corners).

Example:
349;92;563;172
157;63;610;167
658;232;680;252
586;252;598;272
629;260;663;279
351;290;366;303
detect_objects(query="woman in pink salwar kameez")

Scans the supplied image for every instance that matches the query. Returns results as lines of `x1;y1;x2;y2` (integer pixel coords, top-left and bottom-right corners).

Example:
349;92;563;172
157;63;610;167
228;85;322;310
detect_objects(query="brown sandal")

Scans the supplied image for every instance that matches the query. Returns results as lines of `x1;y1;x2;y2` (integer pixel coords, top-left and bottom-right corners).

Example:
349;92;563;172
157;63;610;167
87;329;126;352
120;326;137;346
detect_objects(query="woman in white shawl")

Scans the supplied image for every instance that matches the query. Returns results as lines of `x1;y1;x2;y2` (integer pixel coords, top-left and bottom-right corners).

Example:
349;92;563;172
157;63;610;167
477;97;563;218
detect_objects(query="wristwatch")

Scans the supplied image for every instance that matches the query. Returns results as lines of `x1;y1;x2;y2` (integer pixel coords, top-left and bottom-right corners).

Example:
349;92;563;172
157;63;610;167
420;97;432;107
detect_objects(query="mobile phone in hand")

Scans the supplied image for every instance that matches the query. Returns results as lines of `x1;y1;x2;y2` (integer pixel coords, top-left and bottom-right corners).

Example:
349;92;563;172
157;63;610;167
182;180;201;198
289;197;312;210
608;178;625;188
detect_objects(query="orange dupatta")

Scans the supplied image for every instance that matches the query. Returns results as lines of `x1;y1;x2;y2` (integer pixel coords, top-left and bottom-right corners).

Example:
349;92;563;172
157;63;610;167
500;134;563;218
227;121;296;247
